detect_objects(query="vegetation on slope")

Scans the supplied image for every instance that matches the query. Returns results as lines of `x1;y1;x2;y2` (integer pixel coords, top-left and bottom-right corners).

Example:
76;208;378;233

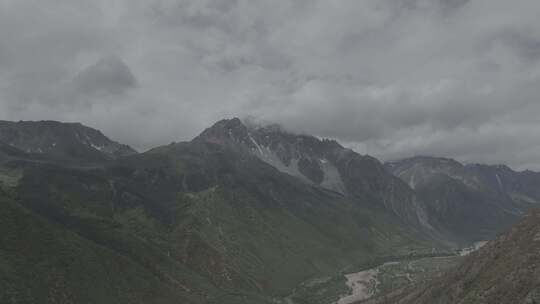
0;136;442;303
368;209;540;304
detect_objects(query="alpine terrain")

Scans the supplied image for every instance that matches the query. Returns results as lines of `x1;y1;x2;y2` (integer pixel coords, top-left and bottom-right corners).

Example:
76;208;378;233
386;156;540;241
0;118;538;304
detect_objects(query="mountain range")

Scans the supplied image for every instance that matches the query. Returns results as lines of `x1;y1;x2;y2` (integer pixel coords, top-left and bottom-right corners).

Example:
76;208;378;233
0;120;136;162
386;156;540;242
1;118;539;303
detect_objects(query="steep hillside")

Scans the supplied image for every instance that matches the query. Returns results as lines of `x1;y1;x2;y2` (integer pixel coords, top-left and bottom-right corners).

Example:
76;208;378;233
0;118;449;303
386;156;540;241
195;119;440;237
0;140;27;161
369;208;540;304
466;163;540;209
0;120;136;162
0;152;278;303
0;190;212;304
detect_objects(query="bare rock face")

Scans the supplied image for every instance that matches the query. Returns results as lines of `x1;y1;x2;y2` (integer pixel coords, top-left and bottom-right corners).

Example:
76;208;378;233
195;118;440;236
196;118;346;193
196;118;374;196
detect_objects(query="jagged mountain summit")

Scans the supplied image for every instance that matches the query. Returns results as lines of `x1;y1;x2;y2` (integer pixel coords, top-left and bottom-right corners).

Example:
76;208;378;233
196;118;348;194
194;118;441;238
0;120;136;162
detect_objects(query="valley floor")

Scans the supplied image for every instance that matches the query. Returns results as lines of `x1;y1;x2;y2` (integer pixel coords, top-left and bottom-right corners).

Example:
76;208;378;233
329;240;489;304
281;251;466;304
336;268;379;304
333;255;462;304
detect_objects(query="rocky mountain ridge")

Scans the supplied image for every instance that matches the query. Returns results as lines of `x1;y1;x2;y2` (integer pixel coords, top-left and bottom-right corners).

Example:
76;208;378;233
1;117;539;304
386;156;540;241
195;118;444;239
0;120;136;162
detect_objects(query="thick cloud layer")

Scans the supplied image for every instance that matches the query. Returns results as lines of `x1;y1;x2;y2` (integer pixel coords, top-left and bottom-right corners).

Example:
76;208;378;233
1;0;540;170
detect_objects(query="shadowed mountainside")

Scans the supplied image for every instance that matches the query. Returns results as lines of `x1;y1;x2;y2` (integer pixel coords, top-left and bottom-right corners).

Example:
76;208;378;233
386;156;540;241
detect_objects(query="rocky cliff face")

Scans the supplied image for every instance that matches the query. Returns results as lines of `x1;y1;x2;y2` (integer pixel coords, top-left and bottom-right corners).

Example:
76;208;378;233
195;118;440;236
196;118;347;193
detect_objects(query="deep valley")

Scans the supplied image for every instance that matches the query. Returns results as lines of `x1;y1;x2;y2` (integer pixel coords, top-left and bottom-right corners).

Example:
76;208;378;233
1;119;539;304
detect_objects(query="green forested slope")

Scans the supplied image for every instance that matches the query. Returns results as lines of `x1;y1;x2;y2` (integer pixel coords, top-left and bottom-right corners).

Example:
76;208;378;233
0;139;439;303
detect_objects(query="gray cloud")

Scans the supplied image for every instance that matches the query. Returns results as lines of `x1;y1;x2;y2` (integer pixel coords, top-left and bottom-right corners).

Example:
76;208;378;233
72;55;137;98
1;0;540;170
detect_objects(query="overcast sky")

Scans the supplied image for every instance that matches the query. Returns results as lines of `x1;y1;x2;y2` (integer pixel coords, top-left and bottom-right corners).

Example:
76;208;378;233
1;0;540;169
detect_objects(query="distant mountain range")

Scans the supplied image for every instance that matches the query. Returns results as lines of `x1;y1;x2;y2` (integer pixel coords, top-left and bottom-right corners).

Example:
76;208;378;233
0;120;136;162
386;156;540;242
1;118;539;304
